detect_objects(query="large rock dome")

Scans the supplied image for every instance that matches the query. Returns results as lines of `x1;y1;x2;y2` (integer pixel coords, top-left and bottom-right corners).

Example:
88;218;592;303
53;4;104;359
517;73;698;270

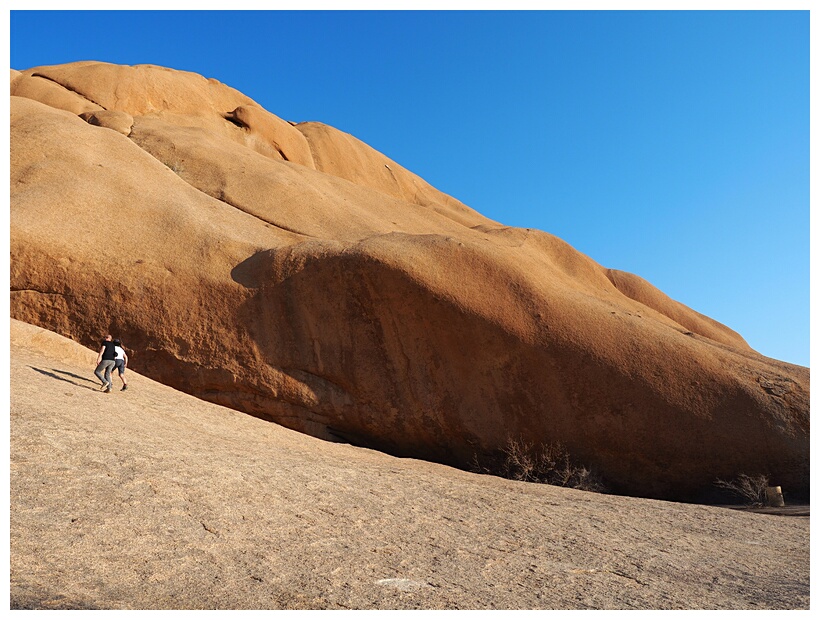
10;61;809;501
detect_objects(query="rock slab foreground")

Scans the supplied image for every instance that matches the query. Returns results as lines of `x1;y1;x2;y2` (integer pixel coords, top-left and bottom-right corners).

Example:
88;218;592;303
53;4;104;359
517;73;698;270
9;320;810;610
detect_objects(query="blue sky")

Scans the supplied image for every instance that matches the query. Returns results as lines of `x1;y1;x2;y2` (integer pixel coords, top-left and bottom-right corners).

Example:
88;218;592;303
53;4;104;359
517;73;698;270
7;8;811;367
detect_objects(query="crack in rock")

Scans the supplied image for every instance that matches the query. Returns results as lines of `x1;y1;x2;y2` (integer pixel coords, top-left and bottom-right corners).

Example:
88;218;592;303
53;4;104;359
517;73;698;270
30;72;108;110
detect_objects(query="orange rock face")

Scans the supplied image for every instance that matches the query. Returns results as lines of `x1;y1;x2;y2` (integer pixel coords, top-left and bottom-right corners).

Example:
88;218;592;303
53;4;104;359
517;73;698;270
10;61;809;501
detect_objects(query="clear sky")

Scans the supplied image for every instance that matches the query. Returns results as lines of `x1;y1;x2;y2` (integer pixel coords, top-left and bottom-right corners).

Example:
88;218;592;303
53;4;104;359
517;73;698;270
7;6;811;367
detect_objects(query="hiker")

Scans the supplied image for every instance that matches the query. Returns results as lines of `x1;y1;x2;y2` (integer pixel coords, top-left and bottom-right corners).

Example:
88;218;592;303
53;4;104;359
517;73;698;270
94;334;117;393
113;339;129;391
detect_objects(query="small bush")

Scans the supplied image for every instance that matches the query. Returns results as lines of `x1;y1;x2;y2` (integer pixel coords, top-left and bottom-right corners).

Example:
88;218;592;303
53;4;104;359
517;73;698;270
474;438;606;493
713;473;770;507
162;158;185;176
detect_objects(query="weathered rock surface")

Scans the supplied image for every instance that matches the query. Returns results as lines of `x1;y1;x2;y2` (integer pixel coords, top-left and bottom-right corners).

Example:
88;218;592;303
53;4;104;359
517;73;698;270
79;109;134;135
9;320;810;610
9;61;809;502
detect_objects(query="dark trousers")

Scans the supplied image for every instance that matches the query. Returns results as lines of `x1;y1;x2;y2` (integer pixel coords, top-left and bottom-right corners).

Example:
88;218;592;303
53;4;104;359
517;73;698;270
95;360;116;387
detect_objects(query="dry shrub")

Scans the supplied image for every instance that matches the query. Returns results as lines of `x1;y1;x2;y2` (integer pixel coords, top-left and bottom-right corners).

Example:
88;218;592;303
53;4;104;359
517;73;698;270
713;473;770;507
474;438;606;493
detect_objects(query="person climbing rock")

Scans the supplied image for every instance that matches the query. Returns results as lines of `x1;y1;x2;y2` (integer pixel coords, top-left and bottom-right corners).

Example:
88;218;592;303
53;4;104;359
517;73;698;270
94;334;117;393
113;338;129;391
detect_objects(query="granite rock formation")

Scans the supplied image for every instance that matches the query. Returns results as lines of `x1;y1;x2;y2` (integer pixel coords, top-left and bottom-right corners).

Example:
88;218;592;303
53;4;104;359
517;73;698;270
9;62;809;501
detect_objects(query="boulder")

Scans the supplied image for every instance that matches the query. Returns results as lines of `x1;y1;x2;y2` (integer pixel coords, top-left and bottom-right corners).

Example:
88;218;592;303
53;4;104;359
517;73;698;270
9;61;809;502
226;105;315;168
80;109;134;135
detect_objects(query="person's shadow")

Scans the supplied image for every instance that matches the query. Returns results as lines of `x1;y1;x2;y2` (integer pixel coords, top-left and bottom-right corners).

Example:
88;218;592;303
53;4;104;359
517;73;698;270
29;367;102;391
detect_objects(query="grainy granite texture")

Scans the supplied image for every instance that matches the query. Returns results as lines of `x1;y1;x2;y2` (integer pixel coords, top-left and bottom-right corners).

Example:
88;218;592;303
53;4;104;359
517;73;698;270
10;320;809;610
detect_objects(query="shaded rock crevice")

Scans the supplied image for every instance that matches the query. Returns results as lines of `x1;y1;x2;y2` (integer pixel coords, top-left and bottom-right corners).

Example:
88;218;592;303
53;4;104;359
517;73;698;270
30;71;108;110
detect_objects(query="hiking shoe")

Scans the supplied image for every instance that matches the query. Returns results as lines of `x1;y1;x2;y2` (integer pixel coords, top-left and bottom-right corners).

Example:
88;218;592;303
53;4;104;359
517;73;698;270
104;386;111;393
121;385;128;391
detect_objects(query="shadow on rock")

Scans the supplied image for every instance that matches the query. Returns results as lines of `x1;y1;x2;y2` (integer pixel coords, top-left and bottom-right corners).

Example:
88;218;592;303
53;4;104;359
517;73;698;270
29;366;99;390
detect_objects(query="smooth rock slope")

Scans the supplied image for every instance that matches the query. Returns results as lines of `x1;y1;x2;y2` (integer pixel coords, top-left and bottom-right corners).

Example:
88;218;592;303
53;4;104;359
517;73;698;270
9;319;810;610
9;61;809;501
